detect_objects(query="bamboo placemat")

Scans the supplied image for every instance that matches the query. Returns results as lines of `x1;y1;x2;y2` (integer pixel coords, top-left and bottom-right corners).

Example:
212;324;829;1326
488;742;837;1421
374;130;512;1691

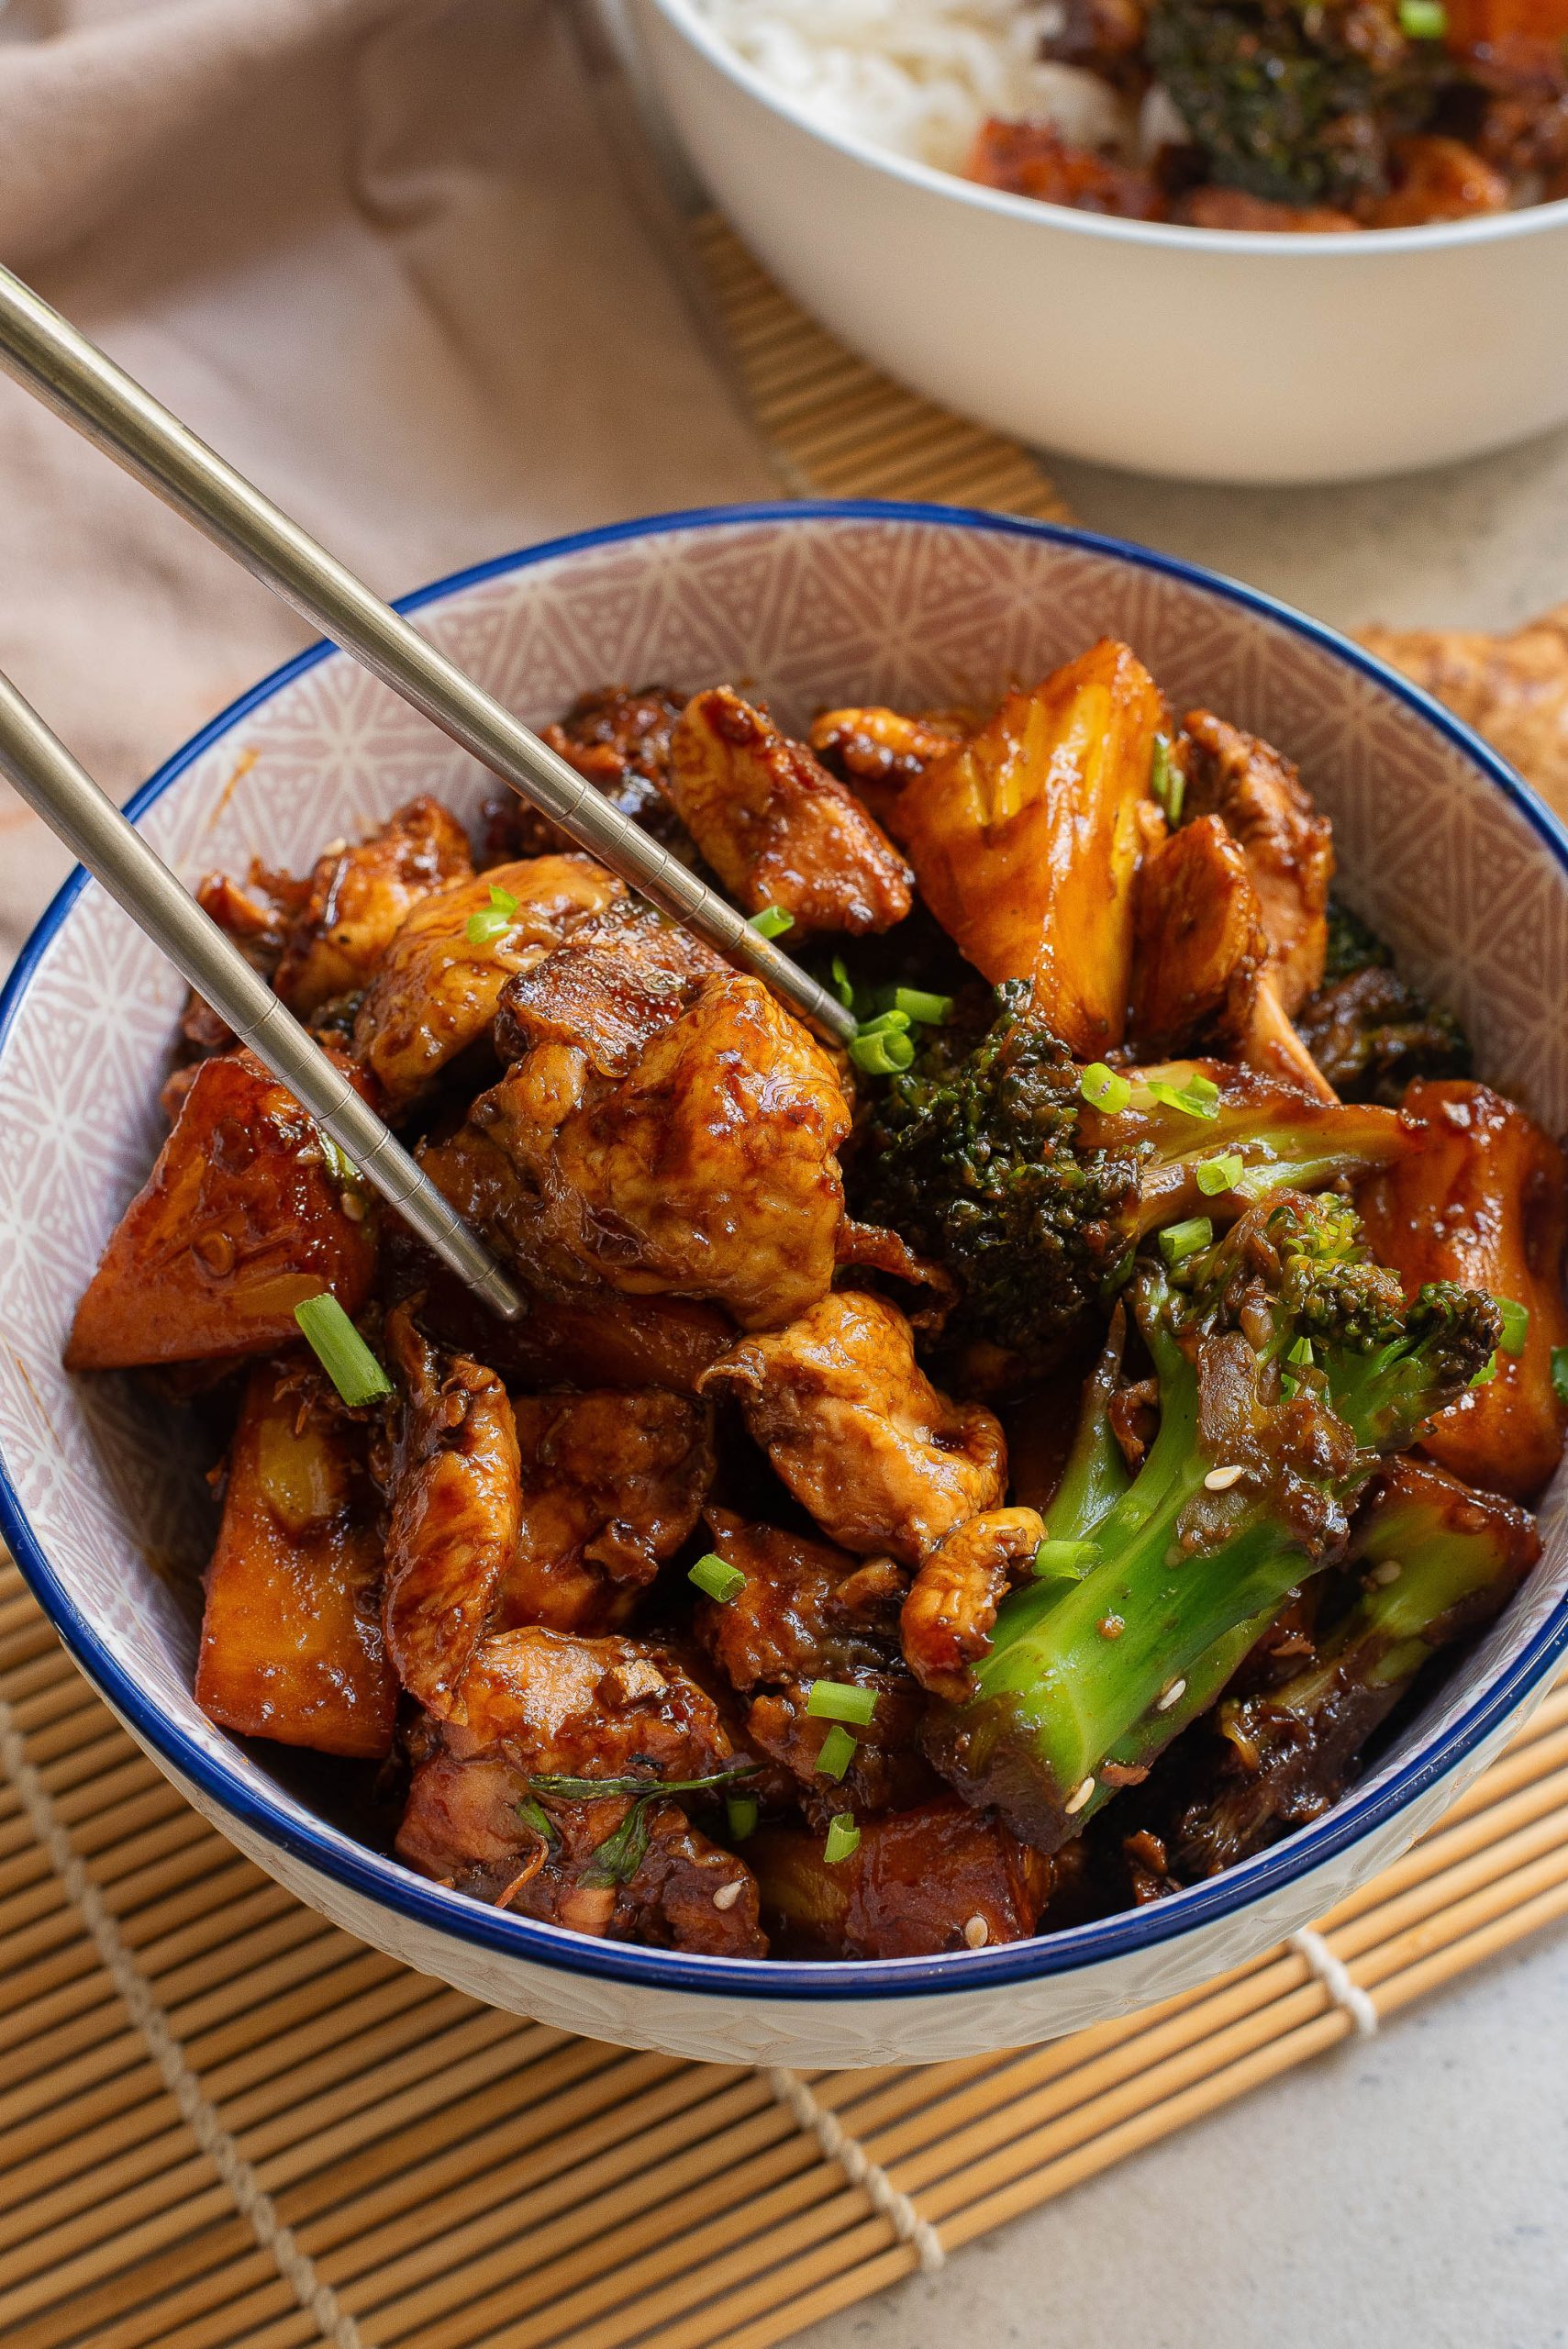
6;220;1568;2349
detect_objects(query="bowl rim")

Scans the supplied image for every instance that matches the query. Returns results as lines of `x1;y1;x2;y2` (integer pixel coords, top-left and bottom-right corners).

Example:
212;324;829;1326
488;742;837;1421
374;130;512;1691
4;495;1568;2005
643;0;1568;258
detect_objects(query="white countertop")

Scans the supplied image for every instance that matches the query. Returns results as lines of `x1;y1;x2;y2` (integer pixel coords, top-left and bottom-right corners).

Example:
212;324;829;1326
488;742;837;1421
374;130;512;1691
801;417;1568;2349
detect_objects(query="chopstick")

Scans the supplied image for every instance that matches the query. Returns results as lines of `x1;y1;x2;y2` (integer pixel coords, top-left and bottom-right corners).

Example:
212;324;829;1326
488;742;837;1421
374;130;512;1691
0;668;526;1324
0;263;859;1052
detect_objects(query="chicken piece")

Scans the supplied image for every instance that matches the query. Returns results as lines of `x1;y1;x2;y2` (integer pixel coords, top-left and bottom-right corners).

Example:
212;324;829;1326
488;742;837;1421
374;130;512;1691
892;640;1164;1057
484;685;693;863
455;1626;739;1781
272;796;473;1014
352;855;619;1114
664;688;914;936
901;1507;1046;1703
469;973;853;1330
383;1308;521;1717
66;1048;376;1371
807;706;969;829
1180;710;1334;1015
182;864;306;1055
496;1388;715;1633
1358;1078;1568;1498
1129;814;1267;1054
700;1290;1006;1563
695;1510;906;1693
1357;603;1568;818
1175;188;1361;230
397;1763;764;1954
494;894;726;1078
394;1249;734;1397
1361;135;1509;226
1245;971;1339;1102
695;1512;932;1818
964;118;1165;217
195;1358;395;1759
751;1797;1053;1958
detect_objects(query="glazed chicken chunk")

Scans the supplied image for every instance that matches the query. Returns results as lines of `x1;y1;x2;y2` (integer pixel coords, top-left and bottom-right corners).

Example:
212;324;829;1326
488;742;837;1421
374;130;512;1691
353;854;619;1114
665;687;914;935
467;971;854;1330
272;795;473;1014
700;1289;1007;1562
497;1387;716;1633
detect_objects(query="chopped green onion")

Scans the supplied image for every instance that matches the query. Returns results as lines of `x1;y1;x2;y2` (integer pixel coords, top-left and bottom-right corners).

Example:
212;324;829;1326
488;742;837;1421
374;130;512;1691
1140;1074;1221;1121
528;1765;756;1804
815;1723;858;1781
1158;1216;1213;1267
294;1295;393;1408
1080;1063;1132;1115
1552;1345;1568;1410
830;954;856;1009
1471;1353;1498;1389
856;1008;912;1036
1195;1152;1245;1197
823;1813;861;1865
1280;1334;1315;1399
1033;1537;1100;1579
1495;1297;1530;1354
316;1131;362;1190
465;882;519;948
689;1553;747;1604
1399;0;1447;35
849;1027;916;1076
516;1797;556;1843
748;904;795;940
892;986;953;1028
1150;733;1184;827
726;1793;759;1842
806;1679;879;1727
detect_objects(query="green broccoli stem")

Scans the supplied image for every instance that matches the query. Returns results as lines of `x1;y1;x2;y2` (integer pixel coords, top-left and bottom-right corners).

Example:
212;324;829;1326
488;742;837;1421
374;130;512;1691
1045;1308;1132;1545
930;1310;1321;1850
1173;1462;1540;1876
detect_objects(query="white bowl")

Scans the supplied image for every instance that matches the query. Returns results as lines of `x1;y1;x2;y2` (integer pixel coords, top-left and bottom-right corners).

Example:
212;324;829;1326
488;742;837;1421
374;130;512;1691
633;0;1568;485
2;502;1566;2068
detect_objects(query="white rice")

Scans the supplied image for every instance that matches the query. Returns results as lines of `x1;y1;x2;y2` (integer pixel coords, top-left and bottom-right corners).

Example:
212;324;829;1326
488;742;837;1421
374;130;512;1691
690;0;1131;173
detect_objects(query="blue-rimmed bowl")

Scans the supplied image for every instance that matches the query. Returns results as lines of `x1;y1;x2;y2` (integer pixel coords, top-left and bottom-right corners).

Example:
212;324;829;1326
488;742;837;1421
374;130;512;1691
2;501;1564;2067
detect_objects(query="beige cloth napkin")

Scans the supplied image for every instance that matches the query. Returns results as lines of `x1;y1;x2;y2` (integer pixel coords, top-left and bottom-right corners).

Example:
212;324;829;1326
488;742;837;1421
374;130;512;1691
0;0;774;968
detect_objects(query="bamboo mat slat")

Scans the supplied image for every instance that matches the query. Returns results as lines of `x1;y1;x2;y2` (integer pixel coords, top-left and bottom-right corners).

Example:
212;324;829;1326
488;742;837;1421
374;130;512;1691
4;218;1567;2349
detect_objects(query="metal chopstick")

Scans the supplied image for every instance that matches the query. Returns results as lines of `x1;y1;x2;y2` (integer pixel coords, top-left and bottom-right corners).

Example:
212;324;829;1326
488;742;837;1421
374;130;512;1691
0;670;524;1324
0;264;858;1051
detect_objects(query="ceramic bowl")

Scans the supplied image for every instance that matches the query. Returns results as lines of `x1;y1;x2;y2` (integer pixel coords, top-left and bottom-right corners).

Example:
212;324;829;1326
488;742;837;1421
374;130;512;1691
632;0;1568;486
2;501;1565;2068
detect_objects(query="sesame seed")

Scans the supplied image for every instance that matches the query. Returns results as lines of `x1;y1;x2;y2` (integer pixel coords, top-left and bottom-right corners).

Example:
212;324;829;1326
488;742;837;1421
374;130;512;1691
1370;1559;1403;1586
341;1192;367;1221
1063;1776;1096;1816
711;1879;744;1911
1204;1464;1245;1492
1098;1614;1125;1641
963;1914;989;1950
1156;1677;1187;1712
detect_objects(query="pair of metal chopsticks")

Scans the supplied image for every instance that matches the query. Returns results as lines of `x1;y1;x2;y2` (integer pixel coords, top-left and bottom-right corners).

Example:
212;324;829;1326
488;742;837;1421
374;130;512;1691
0;265;857;1325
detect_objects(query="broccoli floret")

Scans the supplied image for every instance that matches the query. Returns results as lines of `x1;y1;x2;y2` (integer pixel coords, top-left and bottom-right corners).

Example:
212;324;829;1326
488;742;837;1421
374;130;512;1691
1296;899;1471;1105
1172;1457;1540;1876
1144;0;1436;208
922;1192;1501;1852
852;984;1408;1357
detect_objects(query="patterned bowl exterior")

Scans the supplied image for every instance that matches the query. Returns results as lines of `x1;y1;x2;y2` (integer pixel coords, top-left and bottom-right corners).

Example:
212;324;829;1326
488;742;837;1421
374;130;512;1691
2;503;1566;2069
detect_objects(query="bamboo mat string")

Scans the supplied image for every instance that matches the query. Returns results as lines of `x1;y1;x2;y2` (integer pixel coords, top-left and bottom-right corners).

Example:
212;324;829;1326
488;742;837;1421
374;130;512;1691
1286;1928;1380;2038
762;2069;946;2275
0;1675;361;2349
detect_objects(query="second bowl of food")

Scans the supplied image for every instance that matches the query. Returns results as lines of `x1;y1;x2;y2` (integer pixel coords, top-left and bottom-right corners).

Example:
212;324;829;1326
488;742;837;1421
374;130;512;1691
2;499;1566;2067
632;0;1568;482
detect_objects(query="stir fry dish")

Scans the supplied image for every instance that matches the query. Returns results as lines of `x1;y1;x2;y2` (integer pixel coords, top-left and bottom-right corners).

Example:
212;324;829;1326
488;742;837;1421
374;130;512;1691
967;0;1568;230
67;647;1568;1963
